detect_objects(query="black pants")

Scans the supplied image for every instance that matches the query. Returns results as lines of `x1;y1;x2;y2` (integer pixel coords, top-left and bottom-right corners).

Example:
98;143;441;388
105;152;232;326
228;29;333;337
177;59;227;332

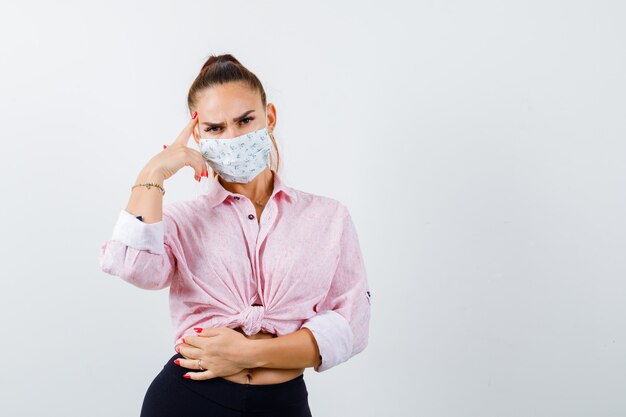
140;352;313;417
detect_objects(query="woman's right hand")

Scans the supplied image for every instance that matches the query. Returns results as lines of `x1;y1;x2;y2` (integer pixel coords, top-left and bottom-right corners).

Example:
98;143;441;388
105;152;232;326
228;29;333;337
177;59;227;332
142;112;208;182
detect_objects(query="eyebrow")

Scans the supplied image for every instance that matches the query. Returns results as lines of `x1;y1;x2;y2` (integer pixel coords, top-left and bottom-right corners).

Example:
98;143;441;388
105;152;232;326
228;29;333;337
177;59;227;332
201;110;255;127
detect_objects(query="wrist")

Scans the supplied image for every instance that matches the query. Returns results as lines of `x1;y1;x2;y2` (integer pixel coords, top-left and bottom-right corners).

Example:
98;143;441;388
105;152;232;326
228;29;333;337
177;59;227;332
238;339;267;369
137;166;165;184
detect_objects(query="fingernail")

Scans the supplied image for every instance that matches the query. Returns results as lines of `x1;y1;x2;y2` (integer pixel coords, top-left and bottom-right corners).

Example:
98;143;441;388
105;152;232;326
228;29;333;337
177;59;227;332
176;346;180;353
193;328;202;332
174;359;180;365
182;337;186;343
163;144;167;149
183;374;191;379
192;111;197;119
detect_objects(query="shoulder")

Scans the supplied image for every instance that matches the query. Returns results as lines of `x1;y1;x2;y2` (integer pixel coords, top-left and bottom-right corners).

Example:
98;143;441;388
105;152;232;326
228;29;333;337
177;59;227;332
290;188;350;221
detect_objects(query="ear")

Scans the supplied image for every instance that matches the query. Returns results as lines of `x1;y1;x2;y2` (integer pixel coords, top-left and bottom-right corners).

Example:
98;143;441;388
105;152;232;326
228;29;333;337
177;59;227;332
265;102;277;134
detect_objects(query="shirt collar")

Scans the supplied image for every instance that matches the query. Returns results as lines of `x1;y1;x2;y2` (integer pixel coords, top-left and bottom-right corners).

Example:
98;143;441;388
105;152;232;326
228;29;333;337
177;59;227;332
204;169;298;208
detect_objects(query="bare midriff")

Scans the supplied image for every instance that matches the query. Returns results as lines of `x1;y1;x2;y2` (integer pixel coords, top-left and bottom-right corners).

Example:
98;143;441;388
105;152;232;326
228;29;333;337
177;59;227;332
220;326;306;385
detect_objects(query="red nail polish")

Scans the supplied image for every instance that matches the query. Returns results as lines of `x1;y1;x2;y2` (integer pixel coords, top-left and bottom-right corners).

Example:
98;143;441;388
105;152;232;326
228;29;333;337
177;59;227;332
193;327;202;332
182;337;186;343
192;111;197;119
176;346;180;353
183;374;191;378
174;359;180;365
163;144;167;149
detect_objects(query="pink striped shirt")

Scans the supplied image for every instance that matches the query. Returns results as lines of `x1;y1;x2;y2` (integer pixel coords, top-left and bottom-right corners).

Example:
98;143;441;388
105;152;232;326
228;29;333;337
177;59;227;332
98;169;371;372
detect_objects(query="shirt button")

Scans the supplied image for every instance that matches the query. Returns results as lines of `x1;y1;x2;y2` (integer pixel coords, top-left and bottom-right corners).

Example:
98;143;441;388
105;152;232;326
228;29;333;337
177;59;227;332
248;214;255;220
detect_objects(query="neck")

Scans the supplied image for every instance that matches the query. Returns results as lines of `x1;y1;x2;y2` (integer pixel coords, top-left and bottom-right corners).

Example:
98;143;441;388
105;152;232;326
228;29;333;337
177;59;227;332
218;168;274;203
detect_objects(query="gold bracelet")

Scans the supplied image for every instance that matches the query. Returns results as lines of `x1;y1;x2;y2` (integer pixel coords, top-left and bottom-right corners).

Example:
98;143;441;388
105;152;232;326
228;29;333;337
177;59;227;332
131;182;165;195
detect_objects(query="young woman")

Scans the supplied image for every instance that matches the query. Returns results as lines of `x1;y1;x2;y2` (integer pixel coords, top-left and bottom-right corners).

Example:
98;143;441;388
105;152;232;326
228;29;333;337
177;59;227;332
99;54;371;417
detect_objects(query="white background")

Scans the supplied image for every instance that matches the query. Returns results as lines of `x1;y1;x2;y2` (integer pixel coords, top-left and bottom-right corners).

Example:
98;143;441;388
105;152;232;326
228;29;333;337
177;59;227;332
1;1;625;416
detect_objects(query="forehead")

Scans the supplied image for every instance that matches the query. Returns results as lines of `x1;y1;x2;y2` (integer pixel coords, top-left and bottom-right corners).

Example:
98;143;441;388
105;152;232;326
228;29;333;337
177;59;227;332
195;81;261;114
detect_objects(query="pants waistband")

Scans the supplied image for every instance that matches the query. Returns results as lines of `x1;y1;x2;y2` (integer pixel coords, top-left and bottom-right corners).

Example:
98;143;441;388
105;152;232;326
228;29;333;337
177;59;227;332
161;352;309;410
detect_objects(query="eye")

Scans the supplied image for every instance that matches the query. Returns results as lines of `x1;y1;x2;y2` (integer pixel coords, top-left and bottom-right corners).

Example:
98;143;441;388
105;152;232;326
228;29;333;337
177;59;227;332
203;117;255;133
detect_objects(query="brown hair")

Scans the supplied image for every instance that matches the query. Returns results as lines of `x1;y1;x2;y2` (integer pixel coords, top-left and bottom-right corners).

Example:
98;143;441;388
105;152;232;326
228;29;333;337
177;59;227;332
187;54;280;178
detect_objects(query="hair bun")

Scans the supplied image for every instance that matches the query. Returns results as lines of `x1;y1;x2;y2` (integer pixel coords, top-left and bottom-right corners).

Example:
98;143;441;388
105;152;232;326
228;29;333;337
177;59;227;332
201;54;242;72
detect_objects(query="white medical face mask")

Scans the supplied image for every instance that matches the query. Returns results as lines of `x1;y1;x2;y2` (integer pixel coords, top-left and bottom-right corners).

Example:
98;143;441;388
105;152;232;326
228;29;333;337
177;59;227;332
198;121;273;183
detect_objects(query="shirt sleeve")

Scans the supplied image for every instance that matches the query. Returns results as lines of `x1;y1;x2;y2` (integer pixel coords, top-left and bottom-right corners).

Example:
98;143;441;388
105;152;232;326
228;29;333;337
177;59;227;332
300;204;372;372
98;209;177;290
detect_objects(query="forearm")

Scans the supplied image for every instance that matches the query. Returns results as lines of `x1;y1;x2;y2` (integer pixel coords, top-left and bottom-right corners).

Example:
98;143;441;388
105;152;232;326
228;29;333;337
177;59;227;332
241;328;321;370
126;166;165;223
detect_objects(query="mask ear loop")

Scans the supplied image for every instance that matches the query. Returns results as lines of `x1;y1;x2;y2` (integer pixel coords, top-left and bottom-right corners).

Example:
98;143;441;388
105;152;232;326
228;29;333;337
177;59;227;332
194;123;201;144
265;115;274;172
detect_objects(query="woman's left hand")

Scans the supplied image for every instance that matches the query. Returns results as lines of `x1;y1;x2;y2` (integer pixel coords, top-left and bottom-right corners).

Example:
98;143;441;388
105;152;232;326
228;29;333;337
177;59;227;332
174;327;251;380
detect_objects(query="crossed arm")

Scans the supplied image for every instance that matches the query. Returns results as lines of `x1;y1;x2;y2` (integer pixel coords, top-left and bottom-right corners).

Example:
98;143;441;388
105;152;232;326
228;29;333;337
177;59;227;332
239;328;321;369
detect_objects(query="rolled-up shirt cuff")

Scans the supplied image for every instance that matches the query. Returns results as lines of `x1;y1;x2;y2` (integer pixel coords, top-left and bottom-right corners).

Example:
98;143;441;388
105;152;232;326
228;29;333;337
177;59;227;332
110;209;165;255
301;310;353;372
